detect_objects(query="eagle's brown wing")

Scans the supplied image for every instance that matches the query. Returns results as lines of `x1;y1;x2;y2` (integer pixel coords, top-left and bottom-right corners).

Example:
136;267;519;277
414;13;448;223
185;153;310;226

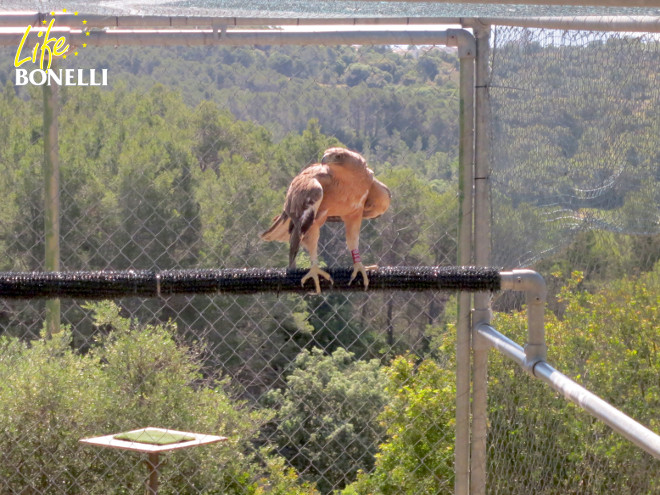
362;178;391;219
261;165;330;268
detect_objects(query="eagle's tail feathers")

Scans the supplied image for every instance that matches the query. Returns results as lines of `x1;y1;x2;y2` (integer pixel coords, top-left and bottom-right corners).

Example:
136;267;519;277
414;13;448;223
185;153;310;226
261;212;291;242
288;224;302;268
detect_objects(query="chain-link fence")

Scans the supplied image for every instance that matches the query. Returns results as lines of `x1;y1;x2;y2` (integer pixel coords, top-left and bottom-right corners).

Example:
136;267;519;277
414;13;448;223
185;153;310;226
0;17;658;495
0;37;462;494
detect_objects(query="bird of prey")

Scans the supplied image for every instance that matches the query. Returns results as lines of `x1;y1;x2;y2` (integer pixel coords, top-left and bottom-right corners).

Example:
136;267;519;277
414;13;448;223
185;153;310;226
261;147;391;293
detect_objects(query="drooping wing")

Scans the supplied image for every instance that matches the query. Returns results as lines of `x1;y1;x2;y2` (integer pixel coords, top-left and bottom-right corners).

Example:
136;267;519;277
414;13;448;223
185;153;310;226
325;177;391;222
284;169;326;235
283;166;329;267
261;165;329;241
362;178;391;219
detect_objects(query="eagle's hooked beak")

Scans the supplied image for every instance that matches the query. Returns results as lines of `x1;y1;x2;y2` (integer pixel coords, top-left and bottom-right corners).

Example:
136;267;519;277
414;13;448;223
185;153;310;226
321;153;336;164
321;152;346;165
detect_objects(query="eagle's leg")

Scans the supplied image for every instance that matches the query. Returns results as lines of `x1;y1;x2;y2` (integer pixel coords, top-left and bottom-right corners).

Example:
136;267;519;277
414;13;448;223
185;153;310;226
300;226;333;294
344;214;370;290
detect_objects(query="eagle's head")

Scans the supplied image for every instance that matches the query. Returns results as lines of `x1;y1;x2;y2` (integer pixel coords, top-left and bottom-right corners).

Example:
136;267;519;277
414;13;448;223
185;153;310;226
321;147;366;167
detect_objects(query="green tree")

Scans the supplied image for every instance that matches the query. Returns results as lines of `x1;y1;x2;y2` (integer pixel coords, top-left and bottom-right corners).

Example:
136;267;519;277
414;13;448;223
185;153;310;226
343;355;455;495
265;348;388;493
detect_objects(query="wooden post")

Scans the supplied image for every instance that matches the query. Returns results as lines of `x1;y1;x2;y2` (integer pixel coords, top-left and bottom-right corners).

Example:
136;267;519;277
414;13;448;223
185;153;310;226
42;77;61;337
146;452;160;495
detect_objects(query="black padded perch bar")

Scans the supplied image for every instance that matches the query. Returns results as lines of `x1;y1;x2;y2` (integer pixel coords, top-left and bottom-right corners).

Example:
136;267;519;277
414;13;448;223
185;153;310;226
0;266;501;300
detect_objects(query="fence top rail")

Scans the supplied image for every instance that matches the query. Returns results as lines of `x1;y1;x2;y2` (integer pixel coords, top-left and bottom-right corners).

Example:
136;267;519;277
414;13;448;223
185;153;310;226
467;15;660;32
0;12;657;32
324;0;660;4
0;13;466;28
0;266;501;299
0;28;473;48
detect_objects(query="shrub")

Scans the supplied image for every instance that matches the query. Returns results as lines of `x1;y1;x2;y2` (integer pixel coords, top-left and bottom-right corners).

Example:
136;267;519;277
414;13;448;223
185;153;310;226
486;267;660;494
0;301;318;494
265;348;387;493
343;355;455;495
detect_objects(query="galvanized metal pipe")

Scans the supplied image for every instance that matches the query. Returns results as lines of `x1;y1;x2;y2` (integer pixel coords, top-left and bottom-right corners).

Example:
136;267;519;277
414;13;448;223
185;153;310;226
473;23;492;271
469;16;660;33
500;269;548;368
42;78;60;337
454;28;476;495
470;21;492;495
534;361;660;459
2;13;659;33
0;13;464;28
476;323;660;460
476;324;526;365
470;322;488;495
331;0;660;7
0;29;456;48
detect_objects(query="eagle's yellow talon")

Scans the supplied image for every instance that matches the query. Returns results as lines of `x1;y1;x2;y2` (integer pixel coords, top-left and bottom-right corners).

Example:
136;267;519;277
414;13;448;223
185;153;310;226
349;261;372;290
301;264;333;294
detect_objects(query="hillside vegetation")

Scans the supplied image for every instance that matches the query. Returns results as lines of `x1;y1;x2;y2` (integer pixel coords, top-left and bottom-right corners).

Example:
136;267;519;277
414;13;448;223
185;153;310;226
0;39;657;493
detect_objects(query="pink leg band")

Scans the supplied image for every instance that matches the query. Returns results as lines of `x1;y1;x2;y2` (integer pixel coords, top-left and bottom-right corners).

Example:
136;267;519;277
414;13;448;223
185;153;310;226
351;249;361;263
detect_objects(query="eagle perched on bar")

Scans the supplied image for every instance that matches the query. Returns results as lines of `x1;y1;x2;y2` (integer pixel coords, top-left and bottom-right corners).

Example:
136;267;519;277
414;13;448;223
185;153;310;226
261;147;391;293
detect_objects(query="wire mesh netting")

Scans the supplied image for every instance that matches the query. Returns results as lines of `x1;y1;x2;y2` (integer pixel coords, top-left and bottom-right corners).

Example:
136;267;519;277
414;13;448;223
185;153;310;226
3;1;660;17
487;26;660;494
490;27;660;270
0;38;463;494
0;14;658;494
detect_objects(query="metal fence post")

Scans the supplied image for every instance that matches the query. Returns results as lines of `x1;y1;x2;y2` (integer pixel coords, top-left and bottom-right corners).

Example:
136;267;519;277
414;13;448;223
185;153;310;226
454;28;476;495
471;22;492;495
43;78;61;337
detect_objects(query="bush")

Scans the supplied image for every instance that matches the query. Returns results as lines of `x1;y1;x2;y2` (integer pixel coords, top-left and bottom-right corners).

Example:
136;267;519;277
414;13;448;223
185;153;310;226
486;267;660;494
0;301;318;494
265;348;387;493
344;265;659;495
343;355;455;495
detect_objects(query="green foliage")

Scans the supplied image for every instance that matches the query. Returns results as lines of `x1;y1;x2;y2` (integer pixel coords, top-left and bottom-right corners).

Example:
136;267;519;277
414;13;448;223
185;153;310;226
538;230;660;292
487;267;660;494
0;83;44;271
343;356;455;495
265;348;388;493
342;268;660;495
0;37;657;494
2;43;459;162
0;301;318;494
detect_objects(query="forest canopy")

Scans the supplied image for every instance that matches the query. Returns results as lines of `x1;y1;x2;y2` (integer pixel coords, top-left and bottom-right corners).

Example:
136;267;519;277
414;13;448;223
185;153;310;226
0;35;657;493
